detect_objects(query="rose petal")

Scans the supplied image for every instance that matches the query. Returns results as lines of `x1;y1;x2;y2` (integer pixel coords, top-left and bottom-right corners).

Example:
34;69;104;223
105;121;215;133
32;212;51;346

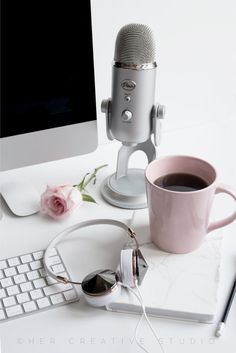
40;185;82;219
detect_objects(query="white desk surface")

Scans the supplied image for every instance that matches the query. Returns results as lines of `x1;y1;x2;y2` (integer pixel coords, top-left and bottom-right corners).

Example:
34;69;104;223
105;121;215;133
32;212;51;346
0;119;236;353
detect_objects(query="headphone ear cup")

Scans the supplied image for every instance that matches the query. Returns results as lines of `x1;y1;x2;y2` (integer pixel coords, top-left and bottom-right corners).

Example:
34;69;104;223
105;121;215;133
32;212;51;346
81;269;121;307
120;248;136;288
83;285;121;307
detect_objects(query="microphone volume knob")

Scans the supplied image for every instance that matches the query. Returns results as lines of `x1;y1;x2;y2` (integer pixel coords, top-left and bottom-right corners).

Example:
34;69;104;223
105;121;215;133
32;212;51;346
101;99;110;113
122;110;133;122
157;105;165;119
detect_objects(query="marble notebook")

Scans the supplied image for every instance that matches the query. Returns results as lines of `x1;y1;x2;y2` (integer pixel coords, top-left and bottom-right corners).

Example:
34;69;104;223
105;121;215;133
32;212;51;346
106;209;222;323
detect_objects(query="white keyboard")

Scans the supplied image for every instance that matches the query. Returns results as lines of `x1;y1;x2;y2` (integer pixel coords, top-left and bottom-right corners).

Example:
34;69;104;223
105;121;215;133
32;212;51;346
0;248;79;322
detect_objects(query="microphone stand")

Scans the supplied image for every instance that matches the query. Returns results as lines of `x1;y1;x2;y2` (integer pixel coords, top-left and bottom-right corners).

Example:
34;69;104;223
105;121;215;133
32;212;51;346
100;99;165;209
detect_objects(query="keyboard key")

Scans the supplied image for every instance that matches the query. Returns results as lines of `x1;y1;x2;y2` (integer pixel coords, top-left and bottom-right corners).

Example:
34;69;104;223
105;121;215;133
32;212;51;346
51;264;65;274
0;270;4;279
30;289;43;300
7;285;20;296
20;254;33;263
4;267;17;277
57;272;68;278
14;274;26;284
44;283;72;296
23;301;37;312
0;260;7;270
3;296;17;307
50;293;64;305
6;305;23;317
27;270;39;281
17;292;30;304
20;282;33;292
39;268;47;277
48;256;61;266
46;276;58;285
8;257;20;267
0;288;6;299
17;264;30;273
33;278;46;289
1;277;13;288
0;309;6;320
50;248;57;256
33;251;44;260
37;297;51;309
30;260;42;270
64;289;78;301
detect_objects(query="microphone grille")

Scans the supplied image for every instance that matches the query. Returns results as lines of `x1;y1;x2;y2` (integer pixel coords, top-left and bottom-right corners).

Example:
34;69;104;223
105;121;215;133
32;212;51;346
114;23;156;65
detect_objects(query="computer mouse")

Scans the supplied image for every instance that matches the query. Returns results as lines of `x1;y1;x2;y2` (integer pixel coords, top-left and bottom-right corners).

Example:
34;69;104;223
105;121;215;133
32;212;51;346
1;182;40;216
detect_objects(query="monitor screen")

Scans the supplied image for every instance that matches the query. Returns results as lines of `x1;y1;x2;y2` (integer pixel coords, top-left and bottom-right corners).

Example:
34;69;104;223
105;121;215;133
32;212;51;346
0;0;97;171
1;0;96;138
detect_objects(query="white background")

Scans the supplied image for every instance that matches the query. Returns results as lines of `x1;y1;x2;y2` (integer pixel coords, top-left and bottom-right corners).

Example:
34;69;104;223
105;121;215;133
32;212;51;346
91;0;236;143
1;1;236;353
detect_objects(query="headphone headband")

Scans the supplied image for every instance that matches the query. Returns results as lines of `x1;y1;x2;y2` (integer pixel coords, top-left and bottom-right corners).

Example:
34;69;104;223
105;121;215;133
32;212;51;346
43;219;139;285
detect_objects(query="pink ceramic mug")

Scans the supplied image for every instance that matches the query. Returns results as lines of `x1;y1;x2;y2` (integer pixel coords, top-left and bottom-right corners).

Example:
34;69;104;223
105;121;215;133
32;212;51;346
145;155;236;253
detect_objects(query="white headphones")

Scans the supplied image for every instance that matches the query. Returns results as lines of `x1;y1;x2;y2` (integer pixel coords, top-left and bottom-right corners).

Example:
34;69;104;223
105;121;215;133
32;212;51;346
43;219;148;307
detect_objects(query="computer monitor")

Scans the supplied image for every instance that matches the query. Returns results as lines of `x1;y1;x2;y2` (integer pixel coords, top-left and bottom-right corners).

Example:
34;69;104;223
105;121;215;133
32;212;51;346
0;0;98;171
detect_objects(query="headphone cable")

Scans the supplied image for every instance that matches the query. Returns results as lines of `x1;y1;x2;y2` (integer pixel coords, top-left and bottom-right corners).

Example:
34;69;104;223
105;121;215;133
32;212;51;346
119;282;165;353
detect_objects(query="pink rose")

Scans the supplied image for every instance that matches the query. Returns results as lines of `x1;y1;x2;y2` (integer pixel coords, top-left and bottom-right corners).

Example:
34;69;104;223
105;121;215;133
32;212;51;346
40;185;82;219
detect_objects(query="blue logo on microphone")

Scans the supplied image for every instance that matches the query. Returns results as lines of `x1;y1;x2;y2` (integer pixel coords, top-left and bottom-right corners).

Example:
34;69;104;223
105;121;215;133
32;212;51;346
121;80;136;91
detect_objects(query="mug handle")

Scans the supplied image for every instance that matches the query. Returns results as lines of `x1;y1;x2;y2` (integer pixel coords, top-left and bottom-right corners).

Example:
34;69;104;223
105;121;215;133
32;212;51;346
207;183;236;233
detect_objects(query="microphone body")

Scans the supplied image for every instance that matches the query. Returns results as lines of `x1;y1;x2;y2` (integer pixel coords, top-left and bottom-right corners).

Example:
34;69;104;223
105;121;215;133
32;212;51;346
100;23;165;209
111;65;157;144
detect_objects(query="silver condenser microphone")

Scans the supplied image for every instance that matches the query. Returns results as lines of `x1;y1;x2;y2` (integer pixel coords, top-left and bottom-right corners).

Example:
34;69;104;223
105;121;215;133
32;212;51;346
101;24;165;209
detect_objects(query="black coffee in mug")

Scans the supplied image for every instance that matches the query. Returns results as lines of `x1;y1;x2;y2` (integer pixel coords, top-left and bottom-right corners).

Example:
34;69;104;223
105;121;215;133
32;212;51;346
154;173;209;192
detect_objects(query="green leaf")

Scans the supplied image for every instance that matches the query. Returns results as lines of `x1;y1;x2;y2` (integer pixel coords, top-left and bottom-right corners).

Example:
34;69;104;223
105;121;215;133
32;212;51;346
76;173;89;192
82;164;108;189
82;194;97;203
94;164;108;172
74;164;108;198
